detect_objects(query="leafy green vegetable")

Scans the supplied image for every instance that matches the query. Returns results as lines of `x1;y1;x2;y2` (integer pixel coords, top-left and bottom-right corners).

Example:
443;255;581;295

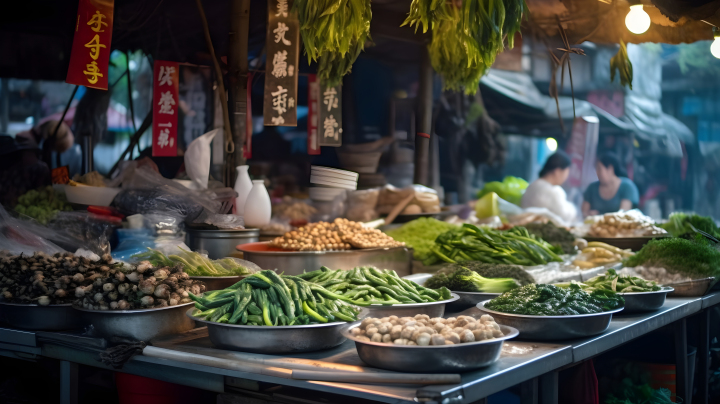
485;283;625;315
449;267;519;293
477;176;528;206
523;222;576;254
623;236;720;280
294;0;371;86
426;262;535;290
133;248;255;277
660;212;720;239
557;269;661;294
428;224;562;266
610;41;633;90
385;218;458;265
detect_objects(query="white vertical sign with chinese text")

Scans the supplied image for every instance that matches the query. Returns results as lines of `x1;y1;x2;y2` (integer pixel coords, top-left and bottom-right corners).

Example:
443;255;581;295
263;0;299;127
317;83;342;147
152;61;179;156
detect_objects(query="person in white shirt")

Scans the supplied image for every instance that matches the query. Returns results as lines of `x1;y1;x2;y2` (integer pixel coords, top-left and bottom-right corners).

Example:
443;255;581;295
521;151;578;224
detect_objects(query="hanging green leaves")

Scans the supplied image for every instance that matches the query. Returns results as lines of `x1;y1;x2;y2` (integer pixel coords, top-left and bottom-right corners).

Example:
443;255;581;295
294;0;372;86
408;0;527;94
610;41;633;90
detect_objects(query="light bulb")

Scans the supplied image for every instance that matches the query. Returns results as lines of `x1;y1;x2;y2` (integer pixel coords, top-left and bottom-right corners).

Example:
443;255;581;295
546;137;558;151
625;5;651;35
711;35;720;59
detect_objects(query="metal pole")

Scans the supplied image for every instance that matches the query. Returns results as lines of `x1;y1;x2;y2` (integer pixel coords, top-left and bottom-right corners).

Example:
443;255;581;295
0;79;8;133
228;0;251;174
414;47;433;186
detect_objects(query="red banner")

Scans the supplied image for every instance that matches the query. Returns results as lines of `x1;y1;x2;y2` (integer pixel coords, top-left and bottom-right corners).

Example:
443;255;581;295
66;0;114;90
152;61;179;157
307;74;320;155
244;73;253;159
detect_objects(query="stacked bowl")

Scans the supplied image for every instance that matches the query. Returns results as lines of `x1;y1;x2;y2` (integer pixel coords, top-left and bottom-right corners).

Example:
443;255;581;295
309;166;358;202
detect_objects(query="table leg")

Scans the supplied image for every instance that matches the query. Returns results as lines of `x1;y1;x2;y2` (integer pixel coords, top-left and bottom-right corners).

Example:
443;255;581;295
519;378;538;404
538;371;558;404
698;310;710;404
675;318;689;404
60;360;78;404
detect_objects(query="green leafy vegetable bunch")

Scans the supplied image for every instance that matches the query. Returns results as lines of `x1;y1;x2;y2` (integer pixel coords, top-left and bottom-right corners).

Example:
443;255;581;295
385;218;458;265
624;236;720;280
426;262;535;291
485;283;625;316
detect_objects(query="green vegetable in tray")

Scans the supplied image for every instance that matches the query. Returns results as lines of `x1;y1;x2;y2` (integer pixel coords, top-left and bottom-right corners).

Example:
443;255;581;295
448;267;519;293
426;262;535;290
190;270;360;326
13;186;72;224
384;218;458;265
427;224;562;266
485;283;625;316
133;247;255;277
523;222;577;255
477;176;528;207
660;212;720;239
299;266;452;305
557;269;661;294
623;236;720;280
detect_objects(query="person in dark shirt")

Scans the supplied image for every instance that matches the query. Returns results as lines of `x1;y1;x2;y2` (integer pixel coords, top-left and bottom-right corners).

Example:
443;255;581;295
582;152;639;216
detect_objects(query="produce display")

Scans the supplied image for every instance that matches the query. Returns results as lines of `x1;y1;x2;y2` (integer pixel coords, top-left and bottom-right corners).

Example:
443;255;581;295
661;212;720;239
272;198;317;222
623;236;720;281
523;222;577;255
133;247;256;277
427;224;562;266
0;251;110;305
13;187;72;224
299;266;452;305
384;218;458;265
586;211;666;238
484;283;625;316
556;269;661;293
350;314;504;345
75;260;204;310
426;262;535;291
572;242;634;269
190;270;360;325
271;218;405;251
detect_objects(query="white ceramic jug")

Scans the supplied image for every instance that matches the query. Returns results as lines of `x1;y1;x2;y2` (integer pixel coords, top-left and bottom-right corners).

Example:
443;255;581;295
233;165;253;215
243;180;271;228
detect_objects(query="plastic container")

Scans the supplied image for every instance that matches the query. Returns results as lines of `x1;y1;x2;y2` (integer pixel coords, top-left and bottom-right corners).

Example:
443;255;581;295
116;373;205;404
65;186;120;206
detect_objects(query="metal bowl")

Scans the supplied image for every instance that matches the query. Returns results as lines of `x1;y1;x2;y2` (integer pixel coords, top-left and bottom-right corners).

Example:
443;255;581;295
619;287;674;313
237;242;412;276
344;323;519;372
189;276;245;291
0;303;86;331
667;277;715;297
187;228;260;259
74;302;195;341
447;291;501;312
476;300;624;340
187;309;349;353
359;293;460;319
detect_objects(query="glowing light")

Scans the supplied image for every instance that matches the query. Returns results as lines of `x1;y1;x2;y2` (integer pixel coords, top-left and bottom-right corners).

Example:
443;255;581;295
546;137;558;151
625;5;651;35
711;34;720;59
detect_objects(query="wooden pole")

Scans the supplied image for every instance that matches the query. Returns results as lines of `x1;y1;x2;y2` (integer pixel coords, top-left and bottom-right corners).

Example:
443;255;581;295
228;0;252;177
414;47;433;186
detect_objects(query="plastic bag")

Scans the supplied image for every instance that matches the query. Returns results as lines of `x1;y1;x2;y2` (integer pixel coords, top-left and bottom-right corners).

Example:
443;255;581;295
346;188;380;222
477;176;528;206
45;211;119;255
0;204;65;255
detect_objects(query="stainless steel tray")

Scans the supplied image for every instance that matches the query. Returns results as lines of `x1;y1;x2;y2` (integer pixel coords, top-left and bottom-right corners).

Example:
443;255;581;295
619;287;674;313
447;291;501;312
189;276;244;291
187;309;349;354
74;302;195;341
359;293;460;319
667;277;715;297
344;323;519;372
0;303;86;331
476;300;624;340
237;242;412;276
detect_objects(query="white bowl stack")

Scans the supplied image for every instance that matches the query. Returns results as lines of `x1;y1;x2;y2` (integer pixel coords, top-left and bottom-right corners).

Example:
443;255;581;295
309;166;358;201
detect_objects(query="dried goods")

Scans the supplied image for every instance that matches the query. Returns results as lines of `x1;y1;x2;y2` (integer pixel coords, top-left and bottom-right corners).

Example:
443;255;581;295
586;211;666;238
351;314;503;345
271;218;404;251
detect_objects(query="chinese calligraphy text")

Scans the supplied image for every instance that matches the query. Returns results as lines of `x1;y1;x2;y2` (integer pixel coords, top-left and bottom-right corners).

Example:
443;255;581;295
152;61;180;157
66;0;114;90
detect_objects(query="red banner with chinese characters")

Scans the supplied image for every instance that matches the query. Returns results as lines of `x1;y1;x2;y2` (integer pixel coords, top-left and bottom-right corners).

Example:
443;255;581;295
152;61;179;157
307;74;320;155
66;0;114;90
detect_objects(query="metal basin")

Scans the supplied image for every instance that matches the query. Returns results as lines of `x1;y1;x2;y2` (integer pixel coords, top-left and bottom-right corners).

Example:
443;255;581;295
359;293;460;319
619;287;674;313
187;228;260;259
188;309;349;353
476;300;623;340
0;303;86;331
447;291;501;312
74;302;195;341
237;242;412;276
344;323;519;373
